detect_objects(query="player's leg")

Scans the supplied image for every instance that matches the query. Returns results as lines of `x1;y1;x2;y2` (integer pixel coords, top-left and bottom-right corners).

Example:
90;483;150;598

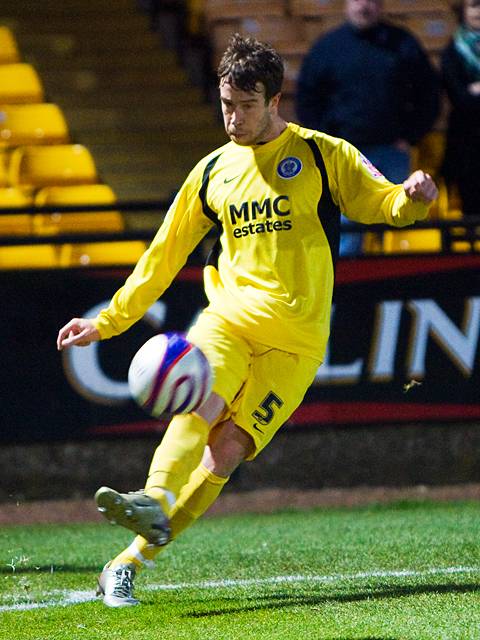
143;392;226;512
139;312;252;515
95;311;250;541
94;393;226;547
232;344;321;461
105;419;253;563
97;420;253;607
107;346;320;575
96;313;253;605
157;419;256;539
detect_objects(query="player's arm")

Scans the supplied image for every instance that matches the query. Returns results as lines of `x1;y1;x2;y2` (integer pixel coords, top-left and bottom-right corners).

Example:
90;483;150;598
329;139;437;226
57;163;214;349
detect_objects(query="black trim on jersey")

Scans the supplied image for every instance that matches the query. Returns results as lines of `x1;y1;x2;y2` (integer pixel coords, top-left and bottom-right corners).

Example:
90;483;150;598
303;138;341;267
199;154;223;268
199;154;222;227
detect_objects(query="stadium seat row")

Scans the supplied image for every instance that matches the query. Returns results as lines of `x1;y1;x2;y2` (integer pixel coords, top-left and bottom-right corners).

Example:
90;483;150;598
0;184;124;237
1;144;97;188
0;103;68;145
0;26;125;243
202;0;452;18
204;0;457;59
0;239;147;270
0;144;124;236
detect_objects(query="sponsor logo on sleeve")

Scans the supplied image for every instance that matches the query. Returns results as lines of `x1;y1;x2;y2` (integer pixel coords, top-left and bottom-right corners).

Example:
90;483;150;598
360;154;384;179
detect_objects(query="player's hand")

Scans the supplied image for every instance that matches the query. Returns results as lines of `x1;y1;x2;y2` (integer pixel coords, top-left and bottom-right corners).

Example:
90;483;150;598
403;170;438;204
57;318;101;350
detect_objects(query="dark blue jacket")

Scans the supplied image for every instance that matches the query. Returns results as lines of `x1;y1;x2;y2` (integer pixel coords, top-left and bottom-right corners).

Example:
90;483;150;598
296;22;440;147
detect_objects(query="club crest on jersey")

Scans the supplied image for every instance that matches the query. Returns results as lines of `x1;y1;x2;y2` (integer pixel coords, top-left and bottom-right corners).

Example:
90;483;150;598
360;154;384;179
277;156;302;179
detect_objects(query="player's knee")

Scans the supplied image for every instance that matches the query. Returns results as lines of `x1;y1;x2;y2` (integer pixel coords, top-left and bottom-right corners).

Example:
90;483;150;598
203;421;255;477
195;391;227;426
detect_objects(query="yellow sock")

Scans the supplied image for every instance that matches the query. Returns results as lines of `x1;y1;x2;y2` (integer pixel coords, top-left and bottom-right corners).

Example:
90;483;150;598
169;463;229;539
144;412;211;513
110;464;229;569
109;536;156;569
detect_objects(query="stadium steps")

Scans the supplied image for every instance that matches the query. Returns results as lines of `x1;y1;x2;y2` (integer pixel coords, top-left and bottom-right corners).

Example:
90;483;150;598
0;0;225;208
65;104;223;133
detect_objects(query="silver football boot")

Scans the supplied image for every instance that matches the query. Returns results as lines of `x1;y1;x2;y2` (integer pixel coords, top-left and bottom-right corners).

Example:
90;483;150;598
96;562;139;607
94;486;171;546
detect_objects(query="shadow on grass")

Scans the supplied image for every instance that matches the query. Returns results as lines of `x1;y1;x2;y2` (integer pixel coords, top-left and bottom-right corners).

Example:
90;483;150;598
180;580;479;619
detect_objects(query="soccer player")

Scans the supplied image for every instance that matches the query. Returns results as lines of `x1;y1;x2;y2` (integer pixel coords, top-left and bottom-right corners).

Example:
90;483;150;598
56;34;438;607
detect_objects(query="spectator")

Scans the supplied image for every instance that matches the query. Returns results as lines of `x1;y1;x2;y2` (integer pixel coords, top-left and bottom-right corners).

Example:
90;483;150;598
296;0;440;254
441;0;480;217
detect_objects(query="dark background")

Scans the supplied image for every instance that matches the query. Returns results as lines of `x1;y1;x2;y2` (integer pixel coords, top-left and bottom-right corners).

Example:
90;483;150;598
1;253;479;500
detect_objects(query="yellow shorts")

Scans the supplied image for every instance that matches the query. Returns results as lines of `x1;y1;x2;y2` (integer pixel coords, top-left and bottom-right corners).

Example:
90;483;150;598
187;310;321;459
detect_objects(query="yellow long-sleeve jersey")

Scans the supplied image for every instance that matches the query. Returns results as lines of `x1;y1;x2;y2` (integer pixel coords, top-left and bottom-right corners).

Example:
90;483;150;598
93;123;430;360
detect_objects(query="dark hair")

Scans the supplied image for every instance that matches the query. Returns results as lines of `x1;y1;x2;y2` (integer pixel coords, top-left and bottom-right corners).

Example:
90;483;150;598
217;33;284;102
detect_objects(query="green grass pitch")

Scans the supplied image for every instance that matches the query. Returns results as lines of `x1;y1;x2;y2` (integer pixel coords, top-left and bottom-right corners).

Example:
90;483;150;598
1;500;479;639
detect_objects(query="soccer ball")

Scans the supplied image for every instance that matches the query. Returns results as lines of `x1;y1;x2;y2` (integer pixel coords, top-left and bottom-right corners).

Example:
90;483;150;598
128;332;213;418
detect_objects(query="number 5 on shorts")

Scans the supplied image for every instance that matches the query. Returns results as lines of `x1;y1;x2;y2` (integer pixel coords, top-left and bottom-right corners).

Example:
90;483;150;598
251;391;284;426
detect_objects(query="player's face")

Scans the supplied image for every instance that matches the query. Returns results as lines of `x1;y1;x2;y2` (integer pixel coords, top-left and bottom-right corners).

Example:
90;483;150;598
464;0;480;31
345;0;382;29
220;81;279;146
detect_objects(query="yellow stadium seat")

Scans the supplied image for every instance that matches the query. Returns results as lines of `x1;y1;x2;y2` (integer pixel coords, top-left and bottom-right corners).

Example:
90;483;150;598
0;104;70;147
383;229;442;253
450;240;468;252
450;236;480;253
447;214;480;252
0;240;148;270
0;187;33;235
0;244;60;269
0;63;44;104
362;231;384;254
8;144;98;188
33;184;124;235
0;26;20;64
59;240;147;267
0;150;9;187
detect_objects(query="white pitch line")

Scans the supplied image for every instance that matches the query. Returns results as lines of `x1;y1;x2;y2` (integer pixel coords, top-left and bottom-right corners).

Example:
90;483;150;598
0;565;479;613
0;590;96;612
146;565;480;591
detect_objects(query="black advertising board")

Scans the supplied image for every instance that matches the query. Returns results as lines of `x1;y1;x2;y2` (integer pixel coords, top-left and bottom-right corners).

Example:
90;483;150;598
1;253;479;443
300;254;480;425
